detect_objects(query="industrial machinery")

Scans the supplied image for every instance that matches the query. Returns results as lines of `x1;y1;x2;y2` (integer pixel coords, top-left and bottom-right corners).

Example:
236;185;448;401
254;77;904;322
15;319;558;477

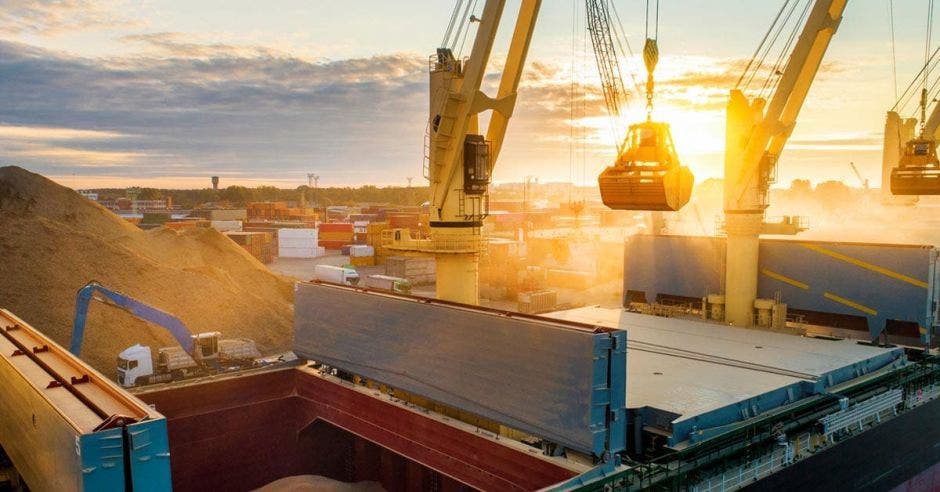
886;66;940;195
0;309;172;491
592;0;695;211
383;0;541;305
69;282;260;387
891;137;940;194
388;0;688;305
721;0;846;326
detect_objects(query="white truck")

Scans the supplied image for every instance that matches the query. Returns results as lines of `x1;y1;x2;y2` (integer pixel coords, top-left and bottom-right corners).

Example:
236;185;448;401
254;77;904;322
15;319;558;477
313;264;360;286
365;274;412;294
117;332;261;387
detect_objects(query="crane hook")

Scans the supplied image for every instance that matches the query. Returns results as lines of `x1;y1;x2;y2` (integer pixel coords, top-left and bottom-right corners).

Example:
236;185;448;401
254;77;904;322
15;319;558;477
643;38;659;121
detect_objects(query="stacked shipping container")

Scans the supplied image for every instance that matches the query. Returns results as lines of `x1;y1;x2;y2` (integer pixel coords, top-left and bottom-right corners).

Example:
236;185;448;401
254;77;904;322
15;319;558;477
224;231;275;263
278;229;323;258
349;245;375;266
385;256;435;286
319;223;353;250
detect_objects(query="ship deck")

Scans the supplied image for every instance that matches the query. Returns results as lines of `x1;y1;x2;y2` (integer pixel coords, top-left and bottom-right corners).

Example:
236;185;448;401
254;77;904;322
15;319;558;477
545;307;906;447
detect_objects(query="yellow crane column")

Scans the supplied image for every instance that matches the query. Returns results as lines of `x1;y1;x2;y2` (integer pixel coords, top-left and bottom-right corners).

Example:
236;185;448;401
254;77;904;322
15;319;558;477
723;0;846;326
421;0;541;305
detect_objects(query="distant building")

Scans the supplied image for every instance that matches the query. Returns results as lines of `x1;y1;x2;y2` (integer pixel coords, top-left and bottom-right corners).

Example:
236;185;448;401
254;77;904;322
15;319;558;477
78;190;99;201
98;197;173;211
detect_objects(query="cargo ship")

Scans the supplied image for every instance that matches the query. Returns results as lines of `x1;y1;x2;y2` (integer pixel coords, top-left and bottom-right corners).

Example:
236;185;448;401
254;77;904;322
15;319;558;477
1;245;938;491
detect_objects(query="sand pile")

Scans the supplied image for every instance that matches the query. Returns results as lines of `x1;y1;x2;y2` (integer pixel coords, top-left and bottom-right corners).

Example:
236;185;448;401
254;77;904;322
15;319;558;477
0;166;294;375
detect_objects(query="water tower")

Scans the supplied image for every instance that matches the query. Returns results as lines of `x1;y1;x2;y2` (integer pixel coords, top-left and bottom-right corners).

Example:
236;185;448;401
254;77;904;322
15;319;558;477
211;176;219;191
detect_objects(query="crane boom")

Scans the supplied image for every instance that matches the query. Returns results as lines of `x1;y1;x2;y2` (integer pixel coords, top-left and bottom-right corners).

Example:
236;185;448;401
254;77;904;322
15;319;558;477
923;100;940;138
386;0;541;305
69;281;194;356
723;0;847;327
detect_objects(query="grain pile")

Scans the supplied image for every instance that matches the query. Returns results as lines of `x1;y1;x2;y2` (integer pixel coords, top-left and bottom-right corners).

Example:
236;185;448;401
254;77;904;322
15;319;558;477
254;476;384;492
0;166;294;375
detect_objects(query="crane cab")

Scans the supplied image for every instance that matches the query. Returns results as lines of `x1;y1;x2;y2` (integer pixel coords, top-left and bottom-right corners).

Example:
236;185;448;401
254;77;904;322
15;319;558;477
890;138;940;195
598;121;694;211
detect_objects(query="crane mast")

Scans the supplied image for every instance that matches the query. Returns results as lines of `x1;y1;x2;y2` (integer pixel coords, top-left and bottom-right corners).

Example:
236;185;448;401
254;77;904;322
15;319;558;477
387;0;541;305
723;0;847;326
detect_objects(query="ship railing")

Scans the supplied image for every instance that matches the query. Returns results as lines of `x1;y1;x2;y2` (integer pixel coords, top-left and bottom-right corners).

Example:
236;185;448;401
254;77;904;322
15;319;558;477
819;389;903;443
690;442;794;492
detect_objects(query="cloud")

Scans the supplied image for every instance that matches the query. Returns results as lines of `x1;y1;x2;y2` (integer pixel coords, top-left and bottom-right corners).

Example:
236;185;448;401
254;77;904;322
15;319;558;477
0;31;868;187
0;124;128;140
788;132;883;150
120;32;286;60
0;0;140;36
0;39;432;184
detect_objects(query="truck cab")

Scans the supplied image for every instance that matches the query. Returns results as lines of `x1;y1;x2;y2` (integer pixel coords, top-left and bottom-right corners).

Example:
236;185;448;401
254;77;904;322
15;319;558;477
117;344;154;387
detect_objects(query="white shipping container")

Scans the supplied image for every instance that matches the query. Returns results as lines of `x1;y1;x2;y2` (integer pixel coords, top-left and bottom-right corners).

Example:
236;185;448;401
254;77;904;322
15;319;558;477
365;274;408;291
211;220;243;232
279;238;318;248
349;245;375;257
278;247;315;258
278;228;318;239
278;246;326;258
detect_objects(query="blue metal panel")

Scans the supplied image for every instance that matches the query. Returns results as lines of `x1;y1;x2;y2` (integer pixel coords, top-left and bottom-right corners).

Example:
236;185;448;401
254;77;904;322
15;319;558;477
623;235;937;341
293;282;627;456
623;235;723;304
77;420;173;491
128;418;173;491
759;241;932;339
78;427;126;491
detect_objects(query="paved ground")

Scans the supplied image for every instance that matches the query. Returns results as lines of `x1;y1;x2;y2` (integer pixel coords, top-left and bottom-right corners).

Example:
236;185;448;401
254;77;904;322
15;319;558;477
267;255;435;296
266;254;349;281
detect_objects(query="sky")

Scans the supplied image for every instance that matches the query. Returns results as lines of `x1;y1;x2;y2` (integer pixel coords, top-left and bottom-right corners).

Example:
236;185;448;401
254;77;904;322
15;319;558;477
0;0;935;189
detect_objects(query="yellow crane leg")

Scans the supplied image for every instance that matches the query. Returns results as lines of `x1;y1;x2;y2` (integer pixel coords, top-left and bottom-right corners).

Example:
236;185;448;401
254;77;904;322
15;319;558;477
435;252;480;305
724;213;762;327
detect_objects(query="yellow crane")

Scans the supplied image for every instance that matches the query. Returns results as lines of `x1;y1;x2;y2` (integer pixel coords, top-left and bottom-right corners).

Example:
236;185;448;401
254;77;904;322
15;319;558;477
384;0;541;305
722;0;847;326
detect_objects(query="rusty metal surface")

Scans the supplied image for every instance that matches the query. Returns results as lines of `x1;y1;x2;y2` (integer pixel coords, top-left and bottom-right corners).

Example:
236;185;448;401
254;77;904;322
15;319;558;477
293;282;609;454
138;367;578;491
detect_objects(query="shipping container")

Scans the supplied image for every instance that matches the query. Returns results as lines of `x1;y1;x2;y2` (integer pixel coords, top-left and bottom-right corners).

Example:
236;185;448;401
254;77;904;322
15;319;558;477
350;255;376;267
388;214;420;230
349;245;375;257
517;290;558;314
385;256;436;286
319;240;347;250
319;223;354;233
210;220;242;232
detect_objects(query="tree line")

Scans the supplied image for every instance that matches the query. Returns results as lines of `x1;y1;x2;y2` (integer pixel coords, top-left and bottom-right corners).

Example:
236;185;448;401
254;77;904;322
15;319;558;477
89;185;431;209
